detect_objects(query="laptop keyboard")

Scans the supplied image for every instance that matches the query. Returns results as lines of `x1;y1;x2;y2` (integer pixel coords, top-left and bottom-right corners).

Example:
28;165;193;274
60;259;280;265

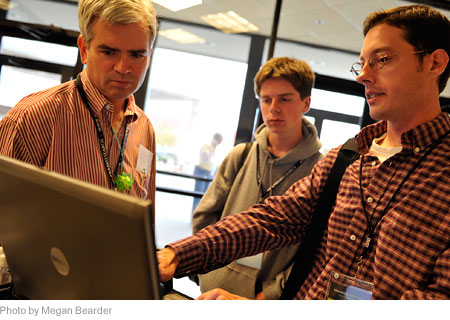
163;291;192;300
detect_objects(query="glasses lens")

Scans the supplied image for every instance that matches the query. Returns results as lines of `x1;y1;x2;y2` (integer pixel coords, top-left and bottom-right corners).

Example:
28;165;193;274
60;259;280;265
350;62;361;77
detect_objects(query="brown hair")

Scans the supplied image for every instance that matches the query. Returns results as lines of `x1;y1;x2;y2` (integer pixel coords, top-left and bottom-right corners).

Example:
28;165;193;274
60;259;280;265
363;4;450;93
254;57;315;99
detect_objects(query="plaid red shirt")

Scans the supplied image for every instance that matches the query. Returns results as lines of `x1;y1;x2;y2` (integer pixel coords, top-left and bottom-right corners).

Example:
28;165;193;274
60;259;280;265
170;112;450;299
0;71;156;205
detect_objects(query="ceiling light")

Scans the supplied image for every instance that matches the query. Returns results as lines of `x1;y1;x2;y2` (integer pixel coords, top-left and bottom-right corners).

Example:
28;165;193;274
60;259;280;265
152;0;202;12
158;28;206;44
201;11;259;34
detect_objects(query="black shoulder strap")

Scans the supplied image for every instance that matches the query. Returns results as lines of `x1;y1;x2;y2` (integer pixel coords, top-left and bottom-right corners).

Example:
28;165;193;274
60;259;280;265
237;142;253;172
280;137;359;300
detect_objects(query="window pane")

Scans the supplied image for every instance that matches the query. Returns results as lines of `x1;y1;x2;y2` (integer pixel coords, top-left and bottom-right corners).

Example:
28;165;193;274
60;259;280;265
1;36;78;67
154;192;194;247
304;115;315;125
147;46;248;247
311;88;364;117
320;119;360;153
0;66;62;107
146;47;247;176
0;106;11;120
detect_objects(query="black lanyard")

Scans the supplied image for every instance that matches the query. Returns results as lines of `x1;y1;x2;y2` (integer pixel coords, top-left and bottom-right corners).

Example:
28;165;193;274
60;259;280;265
256;144;304;199
357;129;450;267
75;74;131;189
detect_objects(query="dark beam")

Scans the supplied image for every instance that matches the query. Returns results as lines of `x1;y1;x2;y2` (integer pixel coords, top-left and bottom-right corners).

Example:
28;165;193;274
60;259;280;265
234;35;265;145
267;0;283;60
0;19;78;46
0;54;74;76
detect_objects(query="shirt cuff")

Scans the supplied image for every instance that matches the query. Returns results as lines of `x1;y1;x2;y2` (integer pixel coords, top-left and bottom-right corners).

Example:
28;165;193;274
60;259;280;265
167;236;205;278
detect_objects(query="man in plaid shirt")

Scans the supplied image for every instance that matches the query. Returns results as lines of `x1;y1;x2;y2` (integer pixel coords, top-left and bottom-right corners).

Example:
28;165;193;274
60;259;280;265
158;4;450;299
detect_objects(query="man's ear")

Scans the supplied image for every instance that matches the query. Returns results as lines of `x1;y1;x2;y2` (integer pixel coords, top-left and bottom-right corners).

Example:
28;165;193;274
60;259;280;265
428;48;449;77
146;47;153;70
77;35;88;65
303;96;311;113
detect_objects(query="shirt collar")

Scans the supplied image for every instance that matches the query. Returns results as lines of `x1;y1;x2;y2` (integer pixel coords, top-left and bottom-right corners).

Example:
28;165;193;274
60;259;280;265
80;70;139;122
356;112;450;154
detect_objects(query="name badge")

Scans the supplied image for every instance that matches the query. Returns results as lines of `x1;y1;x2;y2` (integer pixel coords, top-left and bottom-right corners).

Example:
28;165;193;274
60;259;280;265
326;271;373;300
136;144;153;175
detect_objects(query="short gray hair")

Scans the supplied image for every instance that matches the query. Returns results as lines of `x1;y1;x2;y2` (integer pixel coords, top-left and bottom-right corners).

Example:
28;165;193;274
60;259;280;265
78;0;158;46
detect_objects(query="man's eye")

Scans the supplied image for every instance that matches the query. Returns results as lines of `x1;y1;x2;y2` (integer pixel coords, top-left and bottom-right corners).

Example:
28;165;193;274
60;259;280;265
377;56;390;64
132;52;146;58
101;50;114;56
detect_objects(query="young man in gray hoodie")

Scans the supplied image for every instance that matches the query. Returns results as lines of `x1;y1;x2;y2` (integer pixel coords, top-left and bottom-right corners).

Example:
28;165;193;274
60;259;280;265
192;57;322;299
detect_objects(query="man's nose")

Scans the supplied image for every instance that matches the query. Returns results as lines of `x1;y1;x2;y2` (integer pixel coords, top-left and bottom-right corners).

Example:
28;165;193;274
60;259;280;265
269;100;281;113
114;54;131;74
356;63;374;85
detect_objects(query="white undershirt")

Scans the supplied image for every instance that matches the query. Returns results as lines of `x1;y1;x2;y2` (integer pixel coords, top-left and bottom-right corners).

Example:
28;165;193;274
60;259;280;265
368;133;403;163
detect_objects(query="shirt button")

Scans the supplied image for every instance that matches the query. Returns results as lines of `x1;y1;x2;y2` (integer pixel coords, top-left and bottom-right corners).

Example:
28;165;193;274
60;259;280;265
367;197;373;203
371;161;377;166
414;147;420;153
350;235;356;241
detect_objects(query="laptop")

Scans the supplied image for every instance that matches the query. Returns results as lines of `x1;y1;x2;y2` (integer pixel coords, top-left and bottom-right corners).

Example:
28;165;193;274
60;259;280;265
0;155;191;300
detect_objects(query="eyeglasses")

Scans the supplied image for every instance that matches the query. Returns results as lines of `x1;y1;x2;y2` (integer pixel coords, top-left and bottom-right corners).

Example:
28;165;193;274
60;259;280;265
350;51;429;77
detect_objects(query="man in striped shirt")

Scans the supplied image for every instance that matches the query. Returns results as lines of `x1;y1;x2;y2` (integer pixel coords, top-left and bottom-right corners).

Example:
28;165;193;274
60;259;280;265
158;4;450;299
0;0;157;212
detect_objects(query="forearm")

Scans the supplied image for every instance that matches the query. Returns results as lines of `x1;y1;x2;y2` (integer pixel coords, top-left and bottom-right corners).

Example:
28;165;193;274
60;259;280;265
173;201;307;278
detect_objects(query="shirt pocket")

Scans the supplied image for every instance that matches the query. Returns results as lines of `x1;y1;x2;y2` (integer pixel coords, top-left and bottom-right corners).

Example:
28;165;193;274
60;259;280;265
129;167;150;200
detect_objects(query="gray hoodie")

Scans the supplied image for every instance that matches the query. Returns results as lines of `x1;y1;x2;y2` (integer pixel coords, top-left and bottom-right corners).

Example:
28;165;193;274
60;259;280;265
192;118;322;299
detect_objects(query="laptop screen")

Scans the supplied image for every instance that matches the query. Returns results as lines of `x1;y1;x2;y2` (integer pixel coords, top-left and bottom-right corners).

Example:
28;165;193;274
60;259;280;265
0;155;162;299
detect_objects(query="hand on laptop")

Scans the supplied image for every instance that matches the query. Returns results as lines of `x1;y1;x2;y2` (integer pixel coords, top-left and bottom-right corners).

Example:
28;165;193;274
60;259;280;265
157;247;178;282
197;288;250;300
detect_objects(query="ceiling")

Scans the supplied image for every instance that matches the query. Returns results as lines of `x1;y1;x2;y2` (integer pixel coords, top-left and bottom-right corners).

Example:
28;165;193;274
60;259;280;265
150;0;450;97
3;0;450;97
9;0;447;55
152;0;450;54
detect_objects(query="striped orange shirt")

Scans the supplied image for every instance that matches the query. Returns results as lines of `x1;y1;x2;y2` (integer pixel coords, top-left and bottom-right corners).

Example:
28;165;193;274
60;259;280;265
0;71;156;211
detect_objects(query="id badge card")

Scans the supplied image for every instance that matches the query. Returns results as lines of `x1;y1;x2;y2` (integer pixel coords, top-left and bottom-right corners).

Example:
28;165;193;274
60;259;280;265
326;271;373;300
136;144;153;175
136;145;153;187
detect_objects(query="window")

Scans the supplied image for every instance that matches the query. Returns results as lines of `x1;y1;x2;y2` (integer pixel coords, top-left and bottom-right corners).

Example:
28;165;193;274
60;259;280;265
310;88;365;153
0;36;78;108
146;21;250;247
0;66;62;108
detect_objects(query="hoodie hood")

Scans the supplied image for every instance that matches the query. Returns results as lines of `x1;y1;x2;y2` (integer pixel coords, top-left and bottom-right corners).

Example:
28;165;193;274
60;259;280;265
252;118;322;199
254;117;322;164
